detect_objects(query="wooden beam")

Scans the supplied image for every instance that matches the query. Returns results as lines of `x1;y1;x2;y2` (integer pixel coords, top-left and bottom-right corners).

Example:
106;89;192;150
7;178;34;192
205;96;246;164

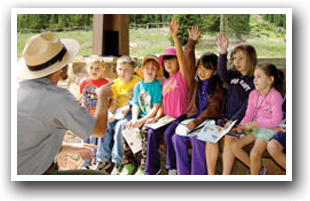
92;14;104;55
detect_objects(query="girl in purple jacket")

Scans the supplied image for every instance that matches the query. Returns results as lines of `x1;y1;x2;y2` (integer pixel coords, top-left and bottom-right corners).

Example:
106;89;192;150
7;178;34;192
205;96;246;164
207;33;257;175
230;63;284;175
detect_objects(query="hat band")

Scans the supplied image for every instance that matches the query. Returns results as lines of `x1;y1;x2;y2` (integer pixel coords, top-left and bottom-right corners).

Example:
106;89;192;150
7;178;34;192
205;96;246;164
26;46;67;71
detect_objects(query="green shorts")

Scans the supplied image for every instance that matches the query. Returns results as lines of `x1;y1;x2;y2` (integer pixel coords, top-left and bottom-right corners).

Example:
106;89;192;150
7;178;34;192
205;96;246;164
252;128;277;142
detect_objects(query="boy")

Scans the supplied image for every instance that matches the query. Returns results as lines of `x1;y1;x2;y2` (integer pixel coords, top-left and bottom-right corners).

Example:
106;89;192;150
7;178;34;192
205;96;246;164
120;55;163;175
80;58;109;169
96;56;142;175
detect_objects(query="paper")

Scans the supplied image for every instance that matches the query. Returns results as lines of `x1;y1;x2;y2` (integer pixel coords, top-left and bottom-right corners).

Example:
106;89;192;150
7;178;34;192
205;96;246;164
175;119;215;137
146;115;176;130
197;120;237;143
122;128;142;154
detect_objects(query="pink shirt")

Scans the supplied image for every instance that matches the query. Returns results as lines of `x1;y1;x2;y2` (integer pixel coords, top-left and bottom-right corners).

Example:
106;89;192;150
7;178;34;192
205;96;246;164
240;88;283;129
162;70;188;118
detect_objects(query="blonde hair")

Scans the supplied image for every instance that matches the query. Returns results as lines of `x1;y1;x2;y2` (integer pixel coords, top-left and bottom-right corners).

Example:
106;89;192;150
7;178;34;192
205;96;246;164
116;55;135;69
86;58;105;68
229;44;257;77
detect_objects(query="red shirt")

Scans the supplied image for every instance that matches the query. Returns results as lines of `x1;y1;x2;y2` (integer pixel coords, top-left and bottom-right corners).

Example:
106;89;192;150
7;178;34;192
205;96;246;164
80;77;109;115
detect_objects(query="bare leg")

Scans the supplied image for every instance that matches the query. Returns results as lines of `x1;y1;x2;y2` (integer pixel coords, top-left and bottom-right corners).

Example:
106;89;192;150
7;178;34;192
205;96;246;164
230;134;255;168
222;136;235;175
250;138;267;175
267;139;286;170
205;142;219;175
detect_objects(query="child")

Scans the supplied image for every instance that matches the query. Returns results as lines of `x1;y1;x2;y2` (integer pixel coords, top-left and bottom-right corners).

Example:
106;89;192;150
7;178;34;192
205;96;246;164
120;55;163;175
267;97;286;170
172;24;227;175
95;56;142;175
145;18;188;175
206;33;257;175
79;58;109;169
230;63;284;175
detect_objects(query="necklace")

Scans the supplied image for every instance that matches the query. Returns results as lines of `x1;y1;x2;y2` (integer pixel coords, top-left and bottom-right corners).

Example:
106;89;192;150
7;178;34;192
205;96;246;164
253;88;272;121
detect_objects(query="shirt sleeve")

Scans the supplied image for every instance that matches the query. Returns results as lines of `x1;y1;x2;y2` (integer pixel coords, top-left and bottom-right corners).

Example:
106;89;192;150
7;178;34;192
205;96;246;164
133;82;140;107
217;54;231;83
55;90;96;140
240;91;256;125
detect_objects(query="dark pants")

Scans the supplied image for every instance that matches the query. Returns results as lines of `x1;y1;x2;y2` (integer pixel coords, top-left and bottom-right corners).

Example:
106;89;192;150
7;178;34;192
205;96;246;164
145;115;187;175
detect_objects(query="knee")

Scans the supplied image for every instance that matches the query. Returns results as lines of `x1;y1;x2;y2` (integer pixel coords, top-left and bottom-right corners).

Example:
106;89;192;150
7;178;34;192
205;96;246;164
230;140;239;154
250;149;263;161
267;140;279;157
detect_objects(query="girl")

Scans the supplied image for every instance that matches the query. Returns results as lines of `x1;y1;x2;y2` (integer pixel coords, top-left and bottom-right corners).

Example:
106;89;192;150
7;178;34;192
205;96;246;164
206;33;257;175
172;24;226;175
144;18;188;175
230;63;284;175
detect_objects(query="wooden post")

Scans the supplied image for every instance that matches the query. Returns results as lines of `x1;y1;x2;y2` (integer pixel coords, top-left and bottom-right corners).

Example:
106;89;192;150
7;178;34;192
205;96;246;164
92;14;129;56
92;14;104;55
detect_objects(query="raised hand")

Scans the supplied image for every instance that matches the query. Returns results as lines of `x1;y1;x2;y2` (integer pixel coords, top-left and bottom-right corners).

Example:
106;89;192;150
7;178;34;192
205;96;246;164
187;25;201;41
216;33;229;54
169;18;179;37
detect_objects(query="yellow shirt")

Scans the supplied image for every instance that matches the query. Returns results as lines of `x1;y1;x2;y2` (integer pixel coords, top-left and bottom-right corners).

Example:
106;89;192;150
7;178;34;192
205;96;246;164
112;75;142;108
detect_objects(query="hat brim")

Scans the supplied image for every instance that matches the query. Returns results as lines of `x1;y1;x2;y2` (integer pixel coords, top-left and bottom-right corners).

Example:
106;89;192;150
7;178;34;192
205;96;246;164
17;39;79;80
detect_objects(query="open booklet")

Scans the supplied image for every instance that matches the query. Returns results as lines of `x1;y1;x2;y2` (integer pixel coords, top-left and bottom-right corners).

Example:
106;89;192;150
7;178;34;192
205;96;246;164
175;118;215;137
122;128;142;154
145;115;176;130
196;120;238;143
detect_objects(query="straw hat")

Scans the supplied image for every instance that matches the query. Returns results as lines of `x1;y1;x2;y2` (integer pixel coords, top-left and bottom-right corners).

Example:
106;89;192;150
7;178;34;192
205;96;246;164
134;55;164;79
17;32;79;80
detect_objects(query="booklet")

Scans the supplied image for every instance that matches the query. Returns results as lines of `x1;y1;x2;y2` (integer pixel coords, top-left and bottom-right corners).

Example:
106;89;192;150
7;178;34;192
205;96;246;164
197;120;238;143
122;128;142;154
146;115;176;130
175;119;215;137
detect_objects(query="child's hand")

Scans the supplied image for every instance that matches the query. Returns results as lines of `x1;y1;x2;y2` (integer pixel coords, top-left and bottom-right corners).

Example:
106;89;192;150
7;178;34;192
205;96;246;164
126;120;136;129
235;125;244;133
121;105;130;116
216;33;229;54
242;122;256;131
169;18;179;37
224;120;233;129
133;119;144;128
187;25;201;41
186;121;197;131
108;116;115;123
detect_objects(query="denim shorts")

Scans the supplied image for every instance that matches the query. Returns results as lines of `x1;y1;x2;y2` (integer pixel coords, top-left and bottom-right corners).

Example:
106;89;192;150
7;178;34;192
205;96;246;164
270;131;286;153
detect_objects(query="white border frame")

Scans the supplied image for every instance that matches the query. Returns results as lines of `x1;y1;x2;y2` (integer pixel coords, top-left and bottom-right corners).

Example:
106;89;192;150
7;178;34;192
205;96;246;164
11;8;292;181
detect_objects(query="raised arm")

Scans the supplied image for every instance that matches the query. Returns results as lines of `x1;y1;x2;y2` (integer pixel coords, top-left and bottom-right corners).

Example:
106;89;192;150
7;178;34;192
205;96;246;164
182;25;201;87
216;33;230;83
169;18;185;78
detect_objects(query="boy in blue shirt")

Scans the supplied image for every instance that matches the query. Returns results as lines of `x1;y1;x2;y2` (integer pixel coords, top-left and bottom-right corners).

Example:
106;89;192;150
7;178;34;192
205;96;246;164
120;55;163;175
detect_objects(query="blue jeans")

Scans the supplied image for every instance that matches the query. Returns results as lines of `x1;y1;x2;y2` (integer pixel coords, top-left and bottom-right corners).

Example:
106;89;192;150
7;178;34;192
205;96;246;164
96;111;132;164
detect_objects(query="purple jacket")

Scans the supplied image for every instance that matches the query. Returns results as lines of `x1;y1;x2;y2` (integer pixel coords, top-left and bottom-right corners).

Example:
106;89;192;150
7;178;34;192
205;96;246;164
218;54;254;122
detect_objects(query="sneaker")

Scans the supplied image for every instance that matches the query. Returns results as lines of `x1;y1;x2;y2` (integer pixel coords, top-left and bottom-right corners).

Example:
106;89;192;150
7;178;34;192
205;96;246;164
94;161;113;172
80;165;90;170
111;163;123;175
259;166;268;175
134;168;145;175
119;164;136;175
168;169;177;175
